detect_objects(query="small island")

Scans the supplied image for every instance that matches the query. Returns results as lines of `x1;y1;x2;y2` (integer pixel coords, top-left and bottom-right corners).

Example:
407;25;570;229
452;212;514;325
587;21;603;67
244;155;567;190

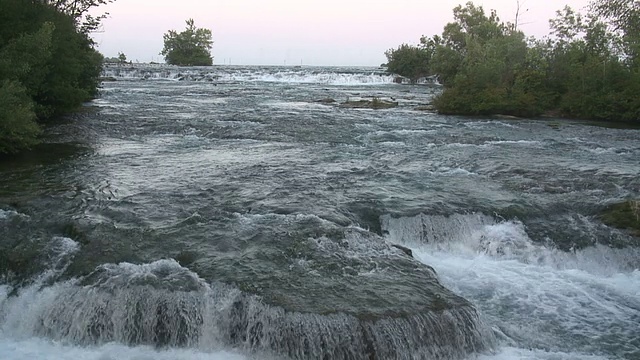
384;1;640;123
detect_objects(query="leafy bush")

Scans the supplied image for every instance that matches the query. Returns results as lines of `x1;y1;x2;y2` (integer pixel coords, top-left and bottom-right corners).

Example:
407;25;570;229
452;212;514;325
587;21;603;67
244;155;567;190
388;1;640;122
0;81;41;154
384;44;431;83
0;0;104;154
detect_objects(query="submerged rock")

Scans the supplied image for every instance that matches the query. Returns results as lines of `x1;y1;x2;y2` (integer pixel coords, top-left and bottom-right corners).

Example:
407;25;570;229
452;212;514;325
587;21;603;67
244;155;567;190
12;256;490;360
600;200;640;237
340;98;398;109
493;114;521;120
414;104;436;111
391;243;414;258
315;98;336;104
50;215;493;359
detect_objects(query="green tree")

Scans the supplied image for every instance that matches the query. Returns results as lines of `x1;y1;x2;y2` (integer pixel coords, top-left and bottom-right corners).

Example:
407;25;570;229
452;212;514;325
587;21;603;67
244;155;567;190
385;0;639;122
430;2;509;86
161;19;213;66
384;44;432;83
0;81;41;154
38;0;116;33
592;0;640;66
118;51;127;64
0;17;54;154
544;5;638;121
0;0;106;154
430;2;538;116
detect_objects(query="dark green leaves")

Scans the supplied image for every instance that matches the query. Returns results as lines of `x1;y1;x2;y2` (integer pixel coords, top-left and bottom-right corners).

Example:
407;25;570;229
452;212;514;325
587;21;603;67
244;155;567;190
0;0;105;154
384;44;431;83
161;19;214;66
385;1;640;123
0;81;41;154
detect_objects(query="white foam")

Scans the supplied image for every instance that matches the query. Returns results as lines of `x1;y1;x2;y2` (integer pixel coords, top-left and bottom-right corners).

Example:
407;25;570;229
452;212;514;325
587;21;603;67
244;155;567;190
441;140;542;149
413;244;640;356
435;167;476;176
0;338;248;360
383;214;640;275
444;142;490;149
0;209;26;220
381;214;640;360
485;140;542;146
102;67;395;85
390;129;435;135
477;346;608;360
465;121;521;129
0;210;12;220
383;214;640;357
51;237;80;256
261;101;333;111
377;141;405;147
229;71;393;85
585;147;624;155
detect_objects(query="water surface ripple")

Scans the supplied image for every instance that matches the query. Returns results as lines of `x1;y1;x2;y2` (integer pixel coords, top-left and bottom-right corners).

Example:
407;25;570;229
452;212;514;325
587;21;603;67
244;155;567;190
1;65;639;360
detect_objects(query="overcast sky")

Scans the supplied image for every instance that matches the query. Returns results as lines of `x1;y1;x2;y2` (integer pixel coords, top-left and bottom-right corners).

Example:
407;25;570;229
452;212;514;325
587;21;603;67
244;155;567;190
91;0;591;66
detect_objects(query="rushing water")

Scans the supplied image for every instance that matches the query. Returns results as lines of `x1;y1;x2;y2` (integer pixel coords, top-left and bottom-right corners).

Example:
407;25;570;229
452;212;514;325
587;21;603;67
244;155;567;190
1;65;639;360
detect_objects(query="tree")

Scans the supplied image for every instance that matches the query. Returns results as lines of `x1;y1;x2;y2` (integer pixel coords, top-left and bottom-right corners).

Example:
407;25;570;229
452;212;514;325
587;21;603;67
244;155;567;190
0;0;106;154
384;44;432;83
432;2;508;81
0;81;41;154
385;1;639;122
428;2;538;116
591;0;640;66
36;0;116;33
161;19;213;66
118;51;127;64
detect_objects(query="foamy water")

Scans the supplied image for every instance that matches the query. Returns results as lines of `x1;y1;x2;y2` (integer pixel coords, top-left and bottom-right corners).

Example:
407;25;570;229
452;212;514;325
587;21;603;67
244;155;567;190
102;65;396;85
383;215;640;359
0;338;248;360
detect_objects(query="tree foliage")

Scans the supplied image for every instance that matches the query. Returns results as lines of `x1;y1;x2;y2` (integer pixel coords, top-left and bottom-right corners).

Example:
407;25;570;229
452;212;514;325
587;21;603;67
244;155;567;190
386;0;640;123
591;0;640;65
428;2;541;116
36;0;116;33
161;19;213;66
384;44;432;83
0;0;105;154
0;81;41;154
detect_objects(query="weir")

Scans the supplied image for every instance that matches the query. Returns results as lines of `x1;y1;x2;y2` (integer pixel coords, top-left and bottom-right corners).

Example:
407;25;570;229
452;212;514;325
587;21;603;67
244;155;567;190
101;64;396;85
381;212;640;272
0;257;494;359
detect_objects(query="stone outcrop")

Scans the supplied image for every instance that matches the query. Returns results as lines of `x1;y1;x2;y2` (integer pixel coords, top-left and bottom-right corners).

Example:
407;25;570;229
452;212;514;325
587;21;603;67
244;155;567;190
340;98;398;109
600;200;640;237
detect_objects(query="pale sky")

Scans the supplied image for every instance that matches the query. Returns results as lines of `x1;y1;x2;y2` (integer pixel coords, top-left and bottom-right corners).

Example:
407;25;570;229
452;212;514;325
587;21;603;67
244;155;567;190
91;0;591;66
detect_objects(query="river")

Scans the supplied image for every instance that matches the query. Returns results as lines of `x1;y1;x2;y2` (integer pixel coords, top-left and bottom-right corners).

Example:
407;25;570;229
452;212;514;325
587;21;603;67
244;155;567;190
0;65;638;359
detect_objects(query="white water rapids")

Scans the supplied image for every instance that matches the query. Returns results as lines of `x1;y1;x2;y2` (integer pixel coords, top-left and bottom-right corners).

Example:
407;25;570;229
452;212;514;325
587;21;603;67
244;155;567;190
383;214;640;360
1;214;637;359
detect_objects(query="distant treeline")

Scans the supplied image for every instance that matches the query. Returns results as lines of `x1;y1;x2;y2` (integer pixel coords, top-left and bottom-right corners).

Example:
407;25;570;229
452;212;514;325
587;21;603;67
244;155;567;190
385;0;640;122
0;0;108;154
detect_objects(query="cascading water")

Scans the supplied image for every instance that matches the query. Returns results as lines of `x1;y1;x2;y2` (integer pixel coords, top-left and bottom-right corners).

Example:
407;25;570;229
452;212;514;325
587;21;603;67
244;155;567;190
0;258;492;360
101;65;398;85
0;211;494;359
382;213;640;359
